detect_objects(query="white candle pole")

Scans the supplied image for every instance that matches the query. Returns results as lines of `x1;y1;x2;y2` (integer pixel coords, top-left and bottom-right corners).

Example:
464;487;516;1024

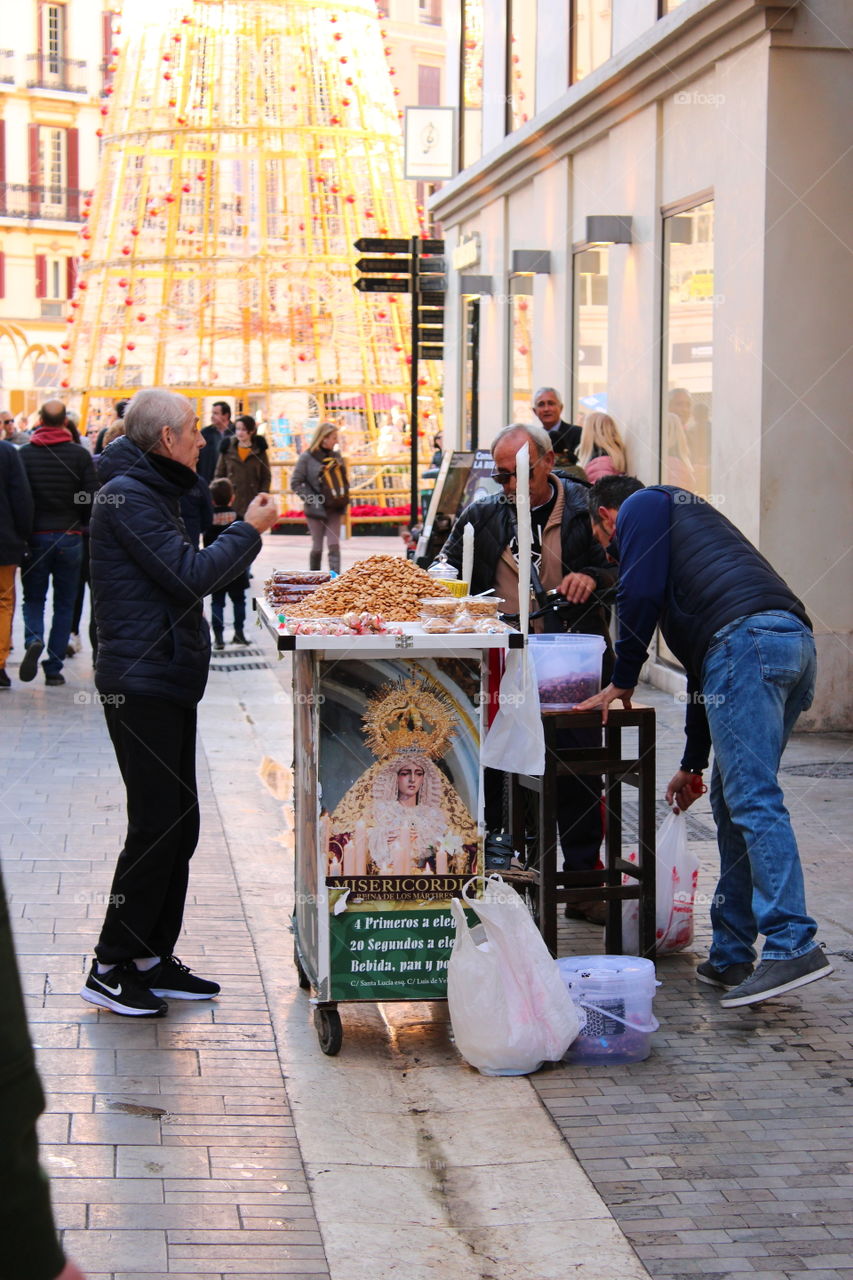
515;442;532;635
462;522;475;593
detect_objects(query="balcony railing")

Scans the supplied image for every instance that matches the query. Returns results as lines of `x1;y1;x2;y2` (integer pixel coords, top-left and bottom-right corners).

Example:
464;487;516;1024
0;183;87;222
26;53;87;94
0;49;13;85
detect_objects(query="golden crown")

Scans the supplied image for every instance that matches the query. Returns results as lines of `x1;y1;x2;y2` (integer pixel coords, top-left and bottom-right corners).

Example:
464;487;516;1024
362;676;457;761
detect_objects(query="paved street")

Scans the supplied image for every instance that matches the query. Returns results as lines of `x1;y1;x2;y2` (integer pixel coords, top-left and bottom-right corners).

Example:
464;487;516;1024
1;531;851;1280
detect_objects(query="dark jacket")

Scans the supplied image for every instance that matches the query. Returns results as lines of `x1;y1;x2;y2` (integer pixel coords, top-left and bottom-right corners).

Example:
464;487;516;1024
0;441;34;565
91;436;261;707
215;437;272;518
18;429;96;534
611;485;810;768
547;420;582;468
179;478;214;548
0;864;67;1280
442;475;615;595
203;505;250;591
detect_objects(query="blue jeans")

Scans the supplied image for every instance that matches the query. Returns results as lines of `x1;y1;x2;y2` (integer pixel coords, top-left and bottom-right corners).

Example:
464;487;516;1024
211;585;246;636
22;533;84;676
702;611;817;966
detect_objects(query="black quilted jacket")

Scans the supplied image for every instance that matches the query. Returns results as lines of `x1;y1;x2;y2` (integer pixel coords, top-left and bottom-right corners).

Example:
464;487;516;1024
91;436;261;706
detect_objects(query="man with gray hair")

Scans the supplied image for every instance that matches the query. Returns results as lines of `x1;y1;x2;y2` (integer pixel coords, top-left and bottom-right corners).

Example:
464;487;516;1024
532;387;582;470
438;423;616;919
82;388;277;1017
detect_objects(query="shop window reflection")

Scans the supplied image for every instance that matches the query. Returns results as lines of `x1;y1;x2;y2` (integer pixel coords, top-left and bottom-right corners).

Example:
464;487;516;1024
460;0;483;168
571;1;612;85
573;249;609;421
506;0;535;133
509;285;534;425
661;199;714;498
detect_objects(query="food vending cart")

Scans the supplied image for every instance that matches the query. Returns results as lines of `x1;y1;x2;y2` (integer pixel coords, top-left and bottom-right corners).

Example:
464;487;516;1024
257;598;520;1054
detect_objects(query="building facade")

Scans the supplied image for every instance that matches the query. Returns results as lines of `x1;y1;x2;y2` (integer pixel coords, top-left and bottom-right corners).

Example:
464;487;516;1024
432;0;852;729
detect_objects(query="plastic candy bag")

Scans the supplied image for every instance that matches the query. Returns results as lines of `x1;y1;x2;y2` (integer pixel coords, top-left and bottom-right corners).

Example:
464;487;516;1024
447;875;582;1075
480;649;545;776
622;810;699;956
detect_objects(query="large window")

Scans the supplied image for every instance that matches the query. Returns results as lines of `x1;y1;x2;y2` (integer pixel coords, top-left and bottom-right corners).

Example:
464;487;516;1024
571;1;612;84
572;249;609;421
459;0;483;169
506;0;535;133
508;281;534;424
461;296;480;450
661;198;714;497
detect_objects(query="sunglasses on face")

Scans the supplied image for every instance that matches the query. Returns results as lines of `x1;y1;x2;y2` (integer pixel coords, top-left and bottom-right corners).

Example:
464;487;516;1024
489;457;543;485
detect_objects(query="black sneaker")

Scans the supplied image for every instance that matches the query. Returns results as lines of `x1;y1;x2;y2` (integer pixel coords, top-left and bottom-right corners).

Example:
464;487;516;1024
0;668;10;689
696;960;754;989
44;672;66;687
213;634;224;651
720;946;833;1008
81;961;168;1017
19;641;44;682
232;631;249;645
143;955;220;1000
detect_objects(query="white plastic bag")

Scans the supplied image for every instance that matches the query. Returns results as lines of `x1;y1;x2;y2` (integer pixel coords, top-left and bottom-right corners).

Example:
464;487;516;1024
622;810;700;955
447;875;582;1075
480;649;545;776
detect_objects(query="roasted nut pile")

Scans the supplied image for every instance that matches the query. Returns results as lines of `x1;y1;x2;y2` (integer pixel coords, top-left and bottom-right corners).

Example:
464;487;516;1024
287;555;451;621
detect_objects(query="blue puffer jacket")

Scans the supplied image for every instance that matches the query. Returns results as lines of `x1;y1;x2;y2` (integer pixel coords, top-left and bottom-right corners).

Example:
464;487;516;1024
91;436;261;707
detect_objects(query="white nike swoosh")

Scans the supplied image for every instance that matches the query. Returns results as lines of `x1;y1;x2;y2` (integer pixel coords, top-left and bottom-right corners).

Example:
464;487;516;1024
93;976;122;995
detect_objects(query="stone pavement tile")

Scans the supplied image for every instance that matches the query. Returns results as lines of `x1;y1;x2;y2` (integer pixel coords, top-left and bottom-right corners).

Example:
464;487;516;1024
49;1176;165;1204
90;1202;240;1230
62;1230;167;1271
116;1145;211;1178
42;1143;115;1177
71;1111;162;1143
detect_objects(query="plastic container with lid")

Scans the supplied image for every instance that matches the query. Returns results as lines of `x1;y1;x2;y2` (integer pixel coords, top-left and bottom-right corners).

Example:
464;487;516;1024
419;597;460;622
426;555;469;598
557;955;660;1063
528;633;605;709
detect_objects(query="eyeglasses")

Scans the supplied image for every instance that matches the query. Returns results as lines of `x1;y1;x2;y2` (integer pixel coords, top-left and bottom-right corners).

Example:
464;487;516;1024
0;418;13;426
489;457;543;485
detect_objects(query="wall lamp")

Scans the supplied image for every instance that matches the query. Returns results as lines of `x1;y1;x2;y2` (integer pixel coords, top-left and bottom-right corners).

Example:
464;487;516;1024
459;274;494;296
510;249;552;275
584;216;633;247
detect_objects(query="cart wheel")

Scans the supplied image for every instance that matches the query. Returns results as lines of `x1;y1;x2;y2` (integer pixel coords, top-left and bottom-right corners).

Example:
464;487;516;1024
314;1006;343;1056
293;943;311;991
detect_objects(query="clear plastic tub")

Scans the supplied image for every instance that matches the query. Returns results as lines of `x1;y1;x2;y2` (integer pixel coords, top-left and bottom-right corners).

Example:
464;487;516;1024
558;955;660;1063
528;634;605;709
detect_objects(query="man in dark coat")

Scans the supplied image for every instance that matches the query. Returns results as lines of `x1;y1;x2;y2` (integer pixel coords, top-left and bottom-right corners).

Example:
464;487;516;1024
0;440;34;688
533;386;582;470
196;399;233;483
18;400;96;686
580;475;831;1008
441;423;616;918
82;388;277;1017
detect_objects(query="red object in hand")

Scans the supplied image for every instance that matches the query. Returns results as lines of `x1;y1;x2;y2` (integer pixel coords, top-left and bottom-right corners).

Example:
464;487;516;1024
689;774;707;796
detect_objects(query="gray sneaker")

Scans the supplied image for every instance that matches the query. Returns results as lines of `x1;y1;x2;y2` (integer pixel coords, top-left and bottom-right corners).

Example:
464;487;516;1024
720;946;833;1008
696;960;754;989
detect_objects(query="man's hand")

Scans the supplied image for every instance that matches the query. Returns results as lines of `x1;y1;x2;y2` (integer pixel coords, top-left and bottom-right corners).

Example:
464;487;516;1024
243;493;278;534
665;770;701;814
576;682;634;723
558;571;595;604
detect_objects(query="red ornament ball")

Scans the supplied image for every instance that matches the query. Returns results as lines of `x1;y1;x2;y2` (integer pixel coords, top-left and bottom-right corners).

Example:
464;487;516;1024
130;226;140;236
107;356;117;366
126;342;135;351
61;380;70;389
137;313;147;321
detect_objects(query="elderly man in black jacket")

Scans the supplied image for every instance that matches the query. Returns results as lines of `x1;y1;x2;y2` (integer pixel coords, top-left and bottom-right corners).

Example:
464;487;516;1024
0;440;34;689
82;389;277;1017
441;423;616;919
18;400;96;686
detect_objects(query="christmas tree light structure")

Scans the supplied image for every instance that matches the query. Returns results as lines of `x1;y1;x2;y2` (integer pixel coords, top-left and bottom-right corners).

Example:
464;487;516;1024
65;0;437;458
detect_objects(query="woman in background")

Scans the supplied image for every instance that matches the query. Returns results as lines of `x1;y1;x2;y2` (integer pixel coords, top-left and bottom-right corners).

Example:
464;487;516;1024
290;422;349;573
576;412;627;481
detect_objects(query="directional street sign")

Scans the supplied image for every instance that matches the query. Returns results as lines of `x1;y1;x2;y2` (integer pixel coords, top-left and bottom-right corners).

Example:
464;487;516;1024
355;257;411;274
419;345;444;361
354;237;410;254
416;257;446;274
419;276;446;293
354;277;412;293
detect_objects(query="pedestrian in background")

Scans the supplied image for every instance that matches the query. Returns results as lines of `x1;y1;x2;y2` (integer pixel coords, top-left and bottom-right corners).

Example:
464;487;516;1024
18;400;96;686
576;412;628;481
291;421;349;573
204;476;250;647
0;440;33;690
215;414;272;519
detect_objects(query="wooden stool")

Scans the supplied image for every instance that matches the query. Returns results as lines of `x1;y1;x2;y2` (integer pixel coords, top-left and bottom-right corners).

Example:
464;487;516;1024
510;705;657;957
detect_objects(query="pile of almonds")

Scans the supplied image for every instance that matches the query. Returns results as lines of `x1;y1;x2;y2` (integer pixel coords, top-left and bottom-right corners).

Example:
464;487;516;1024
286;555;451;622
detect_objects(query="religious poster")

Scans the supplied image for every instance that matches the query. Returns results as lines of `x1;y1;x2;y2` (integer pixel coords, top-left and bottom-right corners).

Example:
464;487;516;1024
317;658;483;1000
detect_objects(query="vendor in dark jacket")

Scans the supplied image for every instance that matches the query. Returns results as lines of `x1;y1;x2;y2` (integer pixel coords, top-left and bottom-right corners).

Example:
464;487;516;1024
579;475;830;1009
441;423;617;917
82;389;278;1018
